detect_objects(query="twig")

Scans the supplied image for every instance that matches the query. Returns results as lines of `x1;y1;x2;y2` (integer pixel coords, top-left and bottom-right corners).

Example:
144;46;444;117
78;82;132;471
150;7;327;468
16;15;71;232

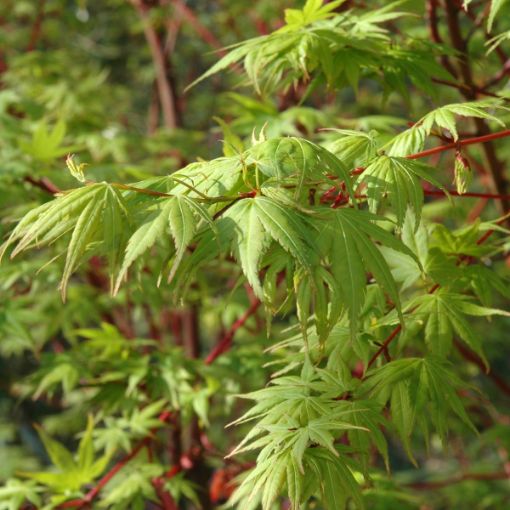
24;176;61;195
152;477;178;510
443;0;510;213
205;298;261;365
58;411;173;509
454;340;510;397
26;0;46;51
165;0;226;56
427;0;458;78
407;129;510;160
365;213;505;370
424;189;510;200
130;0;179;129
431;77;506;100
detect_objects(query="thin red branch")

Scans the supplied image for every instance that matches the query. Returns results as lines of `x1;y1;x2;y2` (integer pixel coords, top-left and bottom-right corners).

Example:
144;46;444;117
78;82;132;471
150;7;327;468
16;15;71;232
24;176;61;195
152;477;178;510
427;0;458;78
365;214;503;370
58;411;173;509
130;0;179;129
348;129;510;183
367;324;402;369
424;189;510;200
454;339;510;396
431;77;506;100
26;0;46;52
166;0;226;56
205;298;261;365
406;129;510;160
442;0;510;213
483;59;510;90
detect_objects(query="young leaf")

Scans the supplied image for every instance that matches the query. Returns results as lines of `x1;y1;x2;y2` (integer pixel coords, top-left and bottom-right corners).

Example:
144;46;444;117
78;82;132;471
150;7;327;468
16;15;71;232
359;156;446;227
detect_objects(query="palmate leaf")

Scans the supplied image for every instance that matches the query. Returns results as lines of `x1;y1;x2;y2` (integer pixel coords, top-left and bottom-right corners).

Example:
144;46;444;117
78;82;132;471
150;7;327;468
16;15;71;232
380;208;428;291
386;99;506;156
1;182;210;297
103;186;130;288
1;185;103;259
284;0;346;28
114;195;210;294
307;448;363;510
295;265;343;343
170;155;244;198
19;418;110;494
244;196;316;269
222;199;271;298
100;463;163;509
410;291;510;367
114;198;172;294
60;189;104;298
187;1;440;97
419;100;505;141
322;129;378;169
220;196;317;306
229;369;383;510
359;357;477;456
0;480;42;510
316;208;418;335
246;137;355;202
231;432;364;510
2;184;113;297
358;156;446;227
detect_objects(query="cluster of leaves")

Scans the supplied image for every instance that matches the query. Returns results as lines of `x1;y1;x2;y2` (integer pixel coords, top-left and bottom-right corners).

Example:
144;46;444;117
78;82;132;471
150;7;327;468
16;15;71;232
192;0;449;98
1;1;510;510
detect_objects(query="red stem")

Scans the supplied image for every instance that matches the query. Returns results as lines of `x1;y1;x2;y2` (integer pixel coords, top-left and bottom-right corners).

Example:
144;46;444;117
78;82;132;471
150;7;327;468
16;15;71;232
26;0;46;52
167;0;226;56
58;411;173;509
152;477;178;510
424;189;510;200
367;325;402;369
454;340;510;396
205;298;261;365
365;214;502;370
349;128;510;181
407;129;510;160
24;176;61;195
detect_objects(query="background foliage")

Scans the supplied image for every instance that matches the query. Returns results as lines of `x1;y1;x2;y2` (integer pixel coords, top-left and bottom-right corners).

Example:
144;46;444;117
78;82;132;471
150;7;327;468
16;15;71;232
1;0;510;509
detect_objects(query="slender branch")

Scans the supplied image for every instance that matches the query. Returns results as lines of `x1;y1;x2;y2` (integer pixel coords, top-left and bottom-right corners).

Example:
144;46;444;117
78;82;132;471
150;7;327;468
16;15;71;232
165;0;226;56
442;0;510;213
365;212;504;370
205;298;261;365
427;0;458;78
424;189;510;200
348;128;510;184
483;58;510;90
58;411;173;509
24;176;61;195
406;129;510;160
348;189;510;203
152;477;178;510
431;77;507;100
26;0;46;52
130;0;179;130
454;339;510;396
